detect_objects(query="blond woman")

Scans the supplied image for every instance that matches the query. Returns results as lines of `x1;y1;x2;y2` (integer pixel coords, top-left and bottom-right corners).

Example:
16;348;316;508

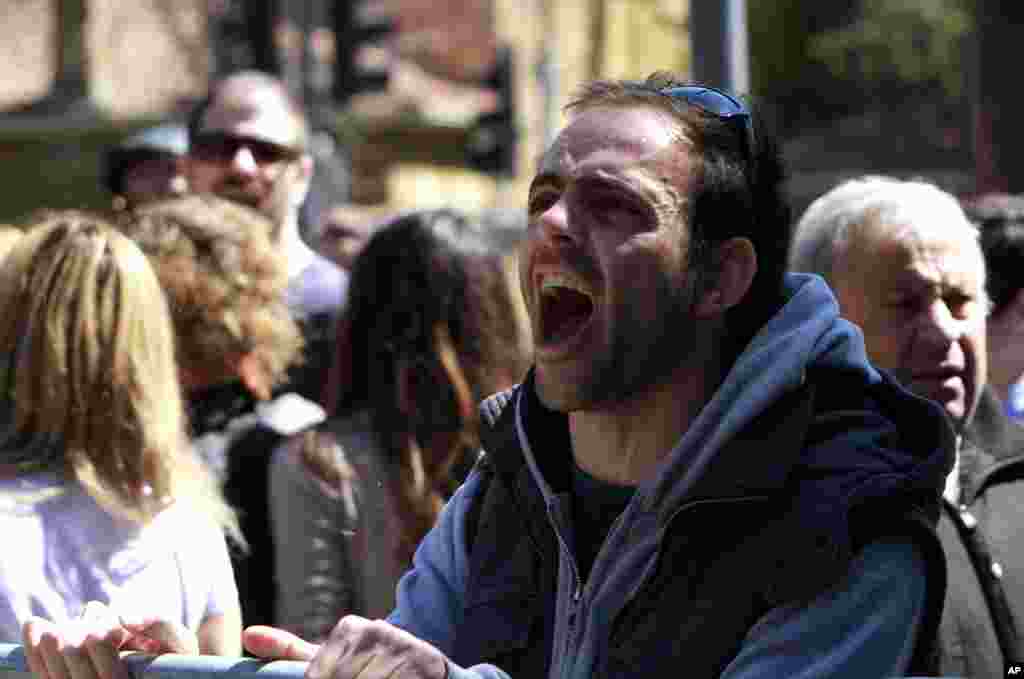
2;213;242;661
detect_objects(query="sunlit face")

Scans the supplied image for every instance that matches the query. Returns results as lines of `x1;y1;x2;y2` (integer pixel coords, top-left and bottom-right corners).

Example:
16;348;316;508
185;85;309;231
521;105;703;411
833;219;988;431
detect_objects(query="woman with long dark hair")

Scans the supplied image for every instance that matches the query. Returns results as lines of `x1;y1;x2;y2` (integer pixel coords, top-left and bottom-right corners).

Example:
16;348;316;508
269;209;531;640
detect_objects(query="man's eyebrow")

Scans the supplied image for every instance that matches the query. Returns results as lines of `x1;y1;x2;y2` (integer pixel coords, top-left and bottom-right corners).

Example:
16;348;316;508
528;172;562;194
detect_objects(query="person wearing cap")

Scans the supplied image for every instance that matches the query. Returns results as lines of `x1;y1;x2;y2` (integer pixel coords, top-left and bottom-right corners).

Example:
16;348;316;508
102;123;188;210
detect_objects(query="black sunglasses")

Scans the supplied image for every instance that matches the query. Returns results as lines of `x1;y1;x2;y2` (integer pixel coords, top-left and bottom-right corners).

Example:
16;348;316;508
660;85;755;160
190;132;303;166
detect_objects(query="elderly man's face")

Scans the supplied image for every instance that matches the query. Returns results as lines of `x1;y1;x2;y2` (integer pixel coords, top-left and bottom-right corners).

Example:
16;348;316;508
834;220;988;431
186;84;310;232
521;105;704;411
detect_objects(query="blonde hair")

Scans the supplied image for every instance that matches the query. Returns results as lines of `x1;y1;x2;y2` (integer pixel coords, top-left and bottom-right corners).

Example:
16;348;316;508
0;225;25;263
0;212;238;537
120;195;303;392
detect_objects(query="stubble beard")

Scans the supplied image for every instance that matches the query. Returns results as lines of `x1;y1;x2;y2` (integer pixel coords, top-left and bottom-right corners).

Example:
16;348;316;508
534;268;701;412
215;167;298;241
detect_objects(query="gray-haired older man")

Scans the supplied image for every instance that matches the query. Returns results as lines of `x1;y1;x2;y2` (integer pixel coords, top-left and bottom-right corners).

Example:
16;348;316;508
791;174;1024;676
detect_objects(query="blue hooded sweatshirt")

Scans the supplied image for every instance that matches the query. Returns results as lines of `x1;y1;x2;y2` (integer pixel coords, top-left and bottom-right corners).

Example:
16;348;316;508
387;273;954;679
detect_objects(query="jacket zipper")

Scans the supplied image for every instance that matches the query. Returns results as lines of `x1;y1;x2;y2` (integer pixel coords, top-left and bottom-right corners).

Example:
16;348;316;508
545;499;583;679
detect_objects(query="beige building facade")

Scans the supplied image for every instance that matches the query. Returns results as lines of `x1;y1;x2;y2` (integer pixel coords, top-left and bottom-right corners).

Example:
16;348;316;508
385;0;691;213
0;1;690;222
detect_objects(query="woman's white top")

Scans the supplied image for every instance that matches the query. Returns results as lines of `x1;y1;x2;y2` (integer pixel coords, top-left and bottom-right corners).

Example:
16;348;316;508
0;472;238;642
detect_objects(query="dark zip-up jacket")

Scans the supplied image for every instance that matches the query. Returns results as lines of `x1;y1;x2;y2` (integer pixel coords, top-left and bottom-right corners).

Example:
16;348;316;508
937;387;1024;676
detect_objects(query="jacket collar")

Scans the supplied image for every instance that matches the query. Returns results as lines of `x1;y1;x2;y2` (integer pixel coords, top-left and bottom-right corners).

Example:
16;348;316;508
479;369;815;518
961;386;1024;502
480;365;954;530
964;387;1024;465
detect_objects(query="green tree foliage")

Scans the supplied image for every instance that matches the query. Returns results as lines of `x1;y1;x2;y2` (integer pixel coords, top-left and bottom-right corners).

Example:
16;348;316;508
747;0;813;100
808;0;973;98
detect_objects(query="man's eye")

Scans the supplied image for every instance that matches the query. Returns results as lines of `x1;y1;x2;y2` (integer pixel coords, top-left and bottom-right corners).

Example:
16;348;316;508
887;297;922;312
946;293;979;318
528;192;558;215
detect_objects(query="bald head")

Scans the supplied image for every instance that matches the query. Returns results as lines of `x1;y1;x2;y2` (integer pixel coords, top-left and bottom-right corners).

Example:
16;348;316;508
190;71;309;151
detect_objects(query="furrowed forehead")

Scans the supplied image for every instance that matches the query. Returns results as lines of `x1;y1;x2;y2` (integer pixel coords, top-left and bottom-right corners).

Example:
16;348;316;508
536;105;687;180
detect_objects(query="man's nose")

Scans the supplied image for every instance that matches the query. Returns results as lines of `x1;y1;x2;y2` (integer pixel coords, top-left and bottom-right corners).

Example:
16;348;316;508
229;146;259;175
919;298;964;346
534;198;577;247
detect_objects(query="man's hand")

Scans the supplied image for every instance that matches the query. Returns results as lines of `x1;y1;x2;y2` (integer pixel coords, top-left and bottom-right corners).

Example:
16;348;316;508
22;602;199;679
244;616;448;679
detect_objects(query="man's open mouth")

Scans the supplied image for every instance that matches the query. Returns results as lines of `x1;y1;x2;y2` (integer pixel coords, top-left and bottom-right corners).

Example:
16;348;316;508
538;273;596;346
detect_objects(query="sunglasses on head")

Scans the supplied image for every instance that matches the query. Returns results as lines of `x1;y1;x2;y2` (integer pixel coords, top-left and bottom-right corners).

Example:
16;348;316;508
190;132;303;166
660;85;755;160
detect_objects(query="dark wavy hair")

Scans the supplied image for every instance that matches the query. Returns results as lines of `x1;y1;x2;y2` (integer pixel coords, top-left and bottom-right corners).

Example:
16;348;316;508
306;208;530;565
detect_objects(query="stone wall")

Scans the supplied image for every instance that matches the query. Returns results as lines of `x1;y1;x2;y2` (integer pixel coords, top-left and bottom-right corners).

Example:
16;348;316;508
0;1;691;220
0;0;207;117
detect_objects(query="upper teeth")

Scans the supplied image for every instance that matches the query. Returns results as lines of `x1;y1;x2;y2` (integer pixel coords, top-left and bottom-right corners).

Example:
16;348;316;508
540;273;593;298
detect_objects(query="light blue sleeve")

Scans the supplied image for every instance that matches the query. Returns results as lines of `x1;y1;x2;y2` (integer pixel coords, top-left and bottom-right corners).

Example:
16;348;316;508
386;471;512;679
386;470;478;650
721;537;928;679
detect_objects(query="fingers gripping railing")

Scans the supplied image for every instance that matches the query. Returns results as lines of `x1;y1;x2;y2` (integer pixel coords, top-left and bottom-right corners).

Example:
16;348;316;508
0;645;309;679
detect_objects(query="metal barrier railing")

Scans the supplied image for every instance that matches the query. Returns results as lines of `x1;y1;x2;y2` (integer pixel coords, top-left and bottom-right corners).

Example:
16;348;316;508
0;644;308;679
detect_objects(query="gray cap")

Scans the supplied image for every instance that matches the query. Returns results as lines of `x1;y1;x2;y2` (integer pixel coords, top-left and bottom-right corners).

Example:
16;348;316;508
118;123;188;155
103;123;188;195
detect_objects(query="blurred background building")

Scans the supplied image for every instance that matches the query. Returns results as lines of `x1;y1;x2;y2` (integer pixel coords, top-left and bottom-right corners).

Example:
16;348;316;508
0;0;1018;224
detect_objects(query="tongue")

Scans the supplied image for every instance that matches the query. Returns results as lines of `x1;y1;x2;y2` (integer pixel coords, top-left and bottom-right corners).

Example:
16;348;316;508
544;288;594;343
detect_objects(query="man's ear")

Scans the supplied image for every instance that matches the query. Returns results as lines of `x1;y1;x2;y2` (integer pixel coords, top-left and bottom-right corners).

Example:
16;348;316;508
1006;288;1024;325
283;153;315;208
236;352;272;402
990;287;1024;334
299;153;314;183
694;237;758;318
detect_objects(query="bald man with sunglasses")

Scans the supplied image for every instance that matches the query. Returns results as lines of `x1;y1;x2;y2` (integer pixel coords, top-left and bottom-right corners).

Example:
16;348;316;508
186;70;347;324
23;73;952;679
